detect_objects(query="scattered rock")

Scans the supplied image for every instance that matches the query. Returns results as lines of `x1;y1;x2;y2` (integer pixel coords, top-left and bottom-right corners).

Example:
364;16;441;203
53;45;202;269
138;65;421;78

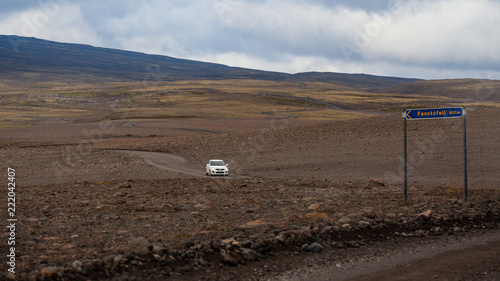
338;217;352;225
308;203;321;210
319;226;334;236
210;241;221;252
242;240;253;248
431;227;443;235
413;216;424;226
40;267;58;279
220;251;239;266
9;103;500;281
72;260;83;271
204;221;221;231
43;237;62;241
38;255;50;264
341;224;352;229
308;242;324;253
359;221;371;228
198;257;210;267
114;254;128;264
113;191;126;197
80;260;101;273
115;181;132;189
274;234;286;243
347;241;360;248
275;229;312;243
129;237;155;261
287;214;301;223
419;209;433;218
301;212;329;221
368;179;385;187
237;219;274;230
62;243;77;249
332;242;346;249
385;213;398;219
414;230;427;237
162;203;175;213
194;203;209;210
240;248;262;261
152;241;168;256
231;251;245;264
221;237;242;248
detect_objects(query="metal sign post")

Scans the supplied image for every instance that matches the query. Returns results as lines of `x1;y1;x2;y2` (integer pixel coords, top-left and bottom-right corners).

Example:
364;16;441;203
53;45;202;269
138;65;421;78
404;116;407;201
463;110;468;199
403;107;467;201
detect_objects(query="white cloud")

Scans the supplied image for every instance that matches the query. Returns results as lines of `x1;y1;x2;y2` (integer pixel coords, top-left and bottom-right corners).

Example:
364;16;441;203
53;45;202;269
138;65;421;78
193;52;347;74
1;4;101;46
0;0;499;79
101;1;214;57
193;0;499;76
194;51;500;80
364;0;500;65
212;1;369;58
0;3;101;46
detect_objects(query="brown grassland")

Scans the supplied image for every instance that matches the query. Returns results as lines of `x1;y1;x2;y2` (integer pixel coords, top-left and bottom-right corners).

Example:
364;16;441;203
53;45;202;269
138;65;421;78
2;78;498;129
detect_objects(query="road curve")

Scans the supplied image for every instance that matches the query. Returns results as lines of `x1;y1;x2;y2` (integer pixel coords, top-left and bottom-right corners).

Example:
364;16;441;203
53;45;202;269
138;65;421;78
112;150;204;177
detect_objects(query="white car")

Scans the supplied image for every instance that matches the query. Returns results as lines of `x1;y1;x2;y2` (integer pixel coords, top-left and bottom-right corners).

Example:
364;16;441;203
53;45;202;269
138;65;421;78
206;159;229;176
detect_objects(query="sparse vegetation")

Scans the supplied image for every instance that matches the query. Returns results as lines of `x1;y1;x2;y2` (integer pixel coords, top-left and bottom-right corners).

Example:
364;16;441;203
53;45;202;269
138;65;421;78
1;78;498;128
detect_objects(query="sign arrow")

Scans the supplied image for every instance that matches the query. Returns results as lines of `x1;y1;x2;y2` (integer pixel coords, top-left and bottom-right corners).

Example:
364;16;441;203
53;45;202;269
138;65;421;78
406;110;412;120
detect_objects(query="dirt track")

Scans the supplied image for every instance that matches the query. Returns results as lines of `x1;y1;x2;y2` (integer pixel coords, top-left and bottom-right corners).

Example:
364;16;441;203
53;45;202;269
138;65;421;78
274;230;500;281
112;150;204;177
1;107;499;280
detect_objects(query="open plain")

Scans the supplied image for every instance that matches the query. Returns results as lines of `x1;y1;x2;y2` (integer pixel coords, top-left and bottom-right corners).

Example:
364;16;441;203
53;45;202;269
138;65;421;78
1;77;499;280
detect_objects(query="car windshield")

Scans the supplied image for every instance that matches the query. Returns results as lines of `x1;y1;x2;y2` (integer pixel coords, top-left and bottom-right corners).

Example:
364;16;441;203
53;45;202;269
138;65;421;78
211;161;225;166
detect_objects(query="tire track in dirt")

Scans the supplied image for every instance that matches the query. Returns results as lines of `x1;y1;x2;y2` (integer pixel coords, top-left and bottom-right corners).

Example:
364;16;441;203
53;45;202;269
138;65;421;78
112;150;204;177
113;150;246;178
275;230;500;281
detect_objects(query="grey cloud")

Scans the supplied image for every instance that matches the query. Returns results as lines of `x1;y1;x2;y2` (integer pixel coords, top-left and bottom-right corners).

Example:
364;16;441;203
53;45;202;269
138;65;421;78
0;0;41;13
0;0;499;79
303;0;395;11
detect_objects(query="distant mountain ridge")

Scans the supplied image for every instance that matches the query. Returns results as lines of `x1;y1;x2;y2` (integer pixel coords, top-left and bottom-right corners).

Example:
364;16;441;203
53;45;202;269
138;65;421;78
0;35;420;91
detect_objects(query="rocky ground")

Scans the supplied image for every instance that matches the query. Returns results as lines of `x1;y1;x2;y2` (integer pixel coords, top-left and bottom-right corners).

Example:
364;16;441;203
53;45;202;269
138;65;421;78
0;106;499;280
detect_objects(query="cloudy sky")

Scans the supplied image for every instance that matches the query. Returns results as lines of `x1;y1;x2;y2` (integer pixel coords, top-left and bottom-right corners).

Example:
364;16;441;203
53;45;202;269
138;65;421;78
1;0;499;80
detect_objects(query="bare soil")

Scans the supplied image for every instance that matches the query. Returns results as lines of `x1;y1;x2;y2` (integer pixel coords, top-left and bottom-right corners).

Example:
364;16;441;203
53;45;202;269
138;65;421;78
1;106;499;280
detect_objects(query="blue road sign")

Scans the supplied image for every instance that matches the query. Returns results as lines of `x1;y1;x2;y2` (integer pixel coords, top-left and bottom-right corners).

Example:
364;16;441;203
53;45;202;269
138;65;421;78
404;107;464;120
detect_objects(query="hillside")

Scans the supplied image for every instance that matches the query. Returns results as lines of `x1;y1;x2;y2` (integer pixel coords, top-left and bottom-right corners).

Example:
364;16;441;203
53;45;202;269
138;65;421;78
292;72;420;92
0;35;418;91
383;79;500;102
0;35;289;83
